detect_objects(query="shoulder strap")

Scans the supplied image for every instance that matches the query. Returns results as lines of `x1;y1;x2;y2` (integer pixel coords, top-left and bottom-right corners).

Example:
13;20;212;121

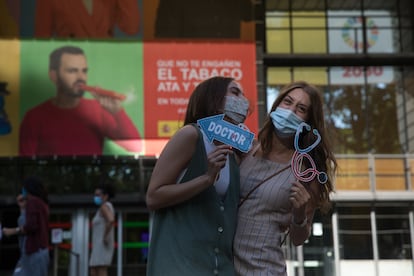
178;124;206;184
238;164;291;207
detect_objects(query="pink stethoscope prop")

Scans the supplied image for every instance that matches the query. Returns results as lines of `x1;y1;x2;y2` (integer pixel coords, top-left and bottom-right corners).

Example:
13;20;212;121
291;122;327;184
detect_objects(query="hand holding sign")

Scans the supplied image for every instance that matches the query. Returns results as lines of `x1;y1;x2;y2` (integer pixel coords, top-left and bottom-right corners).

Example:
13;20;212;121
197;114;254;153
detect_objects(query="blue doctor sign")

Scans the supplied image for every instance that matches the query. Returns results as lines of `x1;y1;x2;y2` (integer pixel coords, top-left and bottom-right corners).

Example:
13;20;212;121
197;114;254;153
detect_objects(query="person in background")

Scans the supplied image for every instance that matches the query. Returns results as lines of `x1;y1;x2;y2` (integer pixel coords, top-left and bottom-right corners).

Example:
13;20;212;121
35;0;140;38
233;81;337;275
146;76;250;275
89;179;116;276
19;45;141;156
2;194;27;275
14;176;49;275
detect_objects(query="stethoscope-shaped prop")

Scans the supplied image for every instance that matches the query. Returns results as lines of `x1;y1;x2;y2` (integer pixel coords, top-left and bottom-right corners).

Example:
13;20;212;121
292;122;327;184
291;151;328;184
294;122;321;154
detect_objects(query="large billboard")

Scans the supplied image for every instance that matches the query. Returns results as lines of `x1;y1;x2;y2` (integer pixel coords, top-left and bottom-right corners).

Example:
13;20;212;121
0;40;258;157
18;41;144;156
0;0;258;157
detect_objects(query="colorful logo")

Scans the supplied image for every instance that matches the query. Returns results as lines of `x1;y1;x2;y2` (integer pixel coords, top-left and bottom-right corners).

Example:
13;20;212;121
342;16;379;51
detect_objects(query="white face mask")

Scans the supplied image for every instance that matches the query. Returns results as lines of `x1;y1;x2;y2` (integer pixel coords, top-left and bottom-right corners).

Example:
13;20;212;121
223;96;249;124
270;107;304;137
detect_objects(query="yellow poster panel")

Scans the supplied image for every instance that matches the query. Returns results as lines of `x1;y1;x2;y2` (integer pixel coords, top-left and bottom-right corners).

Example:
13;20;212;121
268;68;328;86
267;11;327;54
292;12;327;53
293;67;328;85
0;39;20;156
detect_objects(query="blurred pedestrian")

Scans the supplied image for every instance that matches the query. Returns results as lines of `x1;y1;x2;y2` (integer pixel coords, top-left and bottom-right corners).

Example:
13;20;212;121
89;179;116;276
17;177;49;276
2;194;27;275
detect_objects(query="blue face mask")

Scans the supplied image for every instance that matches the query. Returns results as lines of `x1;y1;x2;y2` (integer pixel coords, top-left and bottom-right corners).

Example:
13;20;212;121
21;187;28;198
94;196;103;206
270;107;304;137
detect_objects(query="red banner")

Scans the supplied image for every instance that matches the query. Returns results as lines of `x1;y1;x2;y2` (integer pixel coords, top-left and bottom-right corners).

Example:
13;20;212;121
143;42;258;140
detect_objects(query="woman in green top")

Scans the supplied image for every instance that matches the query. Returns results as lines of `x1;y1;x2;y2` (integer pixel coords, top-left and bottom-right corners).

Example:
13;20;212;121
146;76;250;276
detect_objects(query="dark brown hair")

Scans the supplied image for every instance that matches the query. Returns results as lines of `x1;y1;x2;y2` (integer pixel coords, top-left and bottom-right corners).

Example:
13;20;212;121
49;45;85;71
184;76;234;125
97;177;116;200
23;176;49;204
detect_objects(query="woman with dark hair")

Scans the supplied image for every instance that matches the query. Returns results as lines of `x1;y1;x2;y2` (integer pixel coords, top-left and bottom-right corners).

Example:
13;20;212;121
18;176;50;276
89;179;116;276
233;81;337;275
146;76;250;275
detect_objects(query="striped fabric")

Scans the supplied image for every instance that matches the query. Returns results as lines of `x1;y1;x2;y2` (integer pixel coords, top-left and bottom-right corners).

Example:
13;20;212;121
234;147;296;276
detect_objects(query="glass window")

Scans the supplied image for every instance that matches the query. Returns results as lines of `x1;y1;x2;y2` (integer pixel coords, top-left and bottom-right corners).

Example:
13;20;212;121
122;212;150;274
15;156;154;195
266;12;292;53
292;12;327;53
303;210;335;276
376;206;412;259
265;0;413;54
266;11;327;54
326;66;403;154
49;213;73;275
0;158;18;195
337;206;373;259
327;10;396;54
267;66;405;154
0;203;21;274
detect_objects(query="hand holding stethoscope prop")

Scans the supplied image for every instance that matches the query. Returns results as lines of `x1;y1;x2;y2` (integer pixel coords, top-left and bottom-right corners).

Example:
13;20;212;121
291;122;328;184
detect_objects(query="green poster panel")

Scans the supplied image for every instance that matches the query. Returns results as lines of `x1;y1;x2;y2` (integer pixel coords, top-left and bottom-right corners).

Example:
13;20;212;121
19;40;144;156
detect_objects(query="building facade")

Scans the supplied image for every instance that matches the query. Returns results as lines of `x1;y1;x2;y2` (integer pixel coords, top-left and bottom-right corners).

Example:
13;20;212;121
260;1;414;275
1;0;414;275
